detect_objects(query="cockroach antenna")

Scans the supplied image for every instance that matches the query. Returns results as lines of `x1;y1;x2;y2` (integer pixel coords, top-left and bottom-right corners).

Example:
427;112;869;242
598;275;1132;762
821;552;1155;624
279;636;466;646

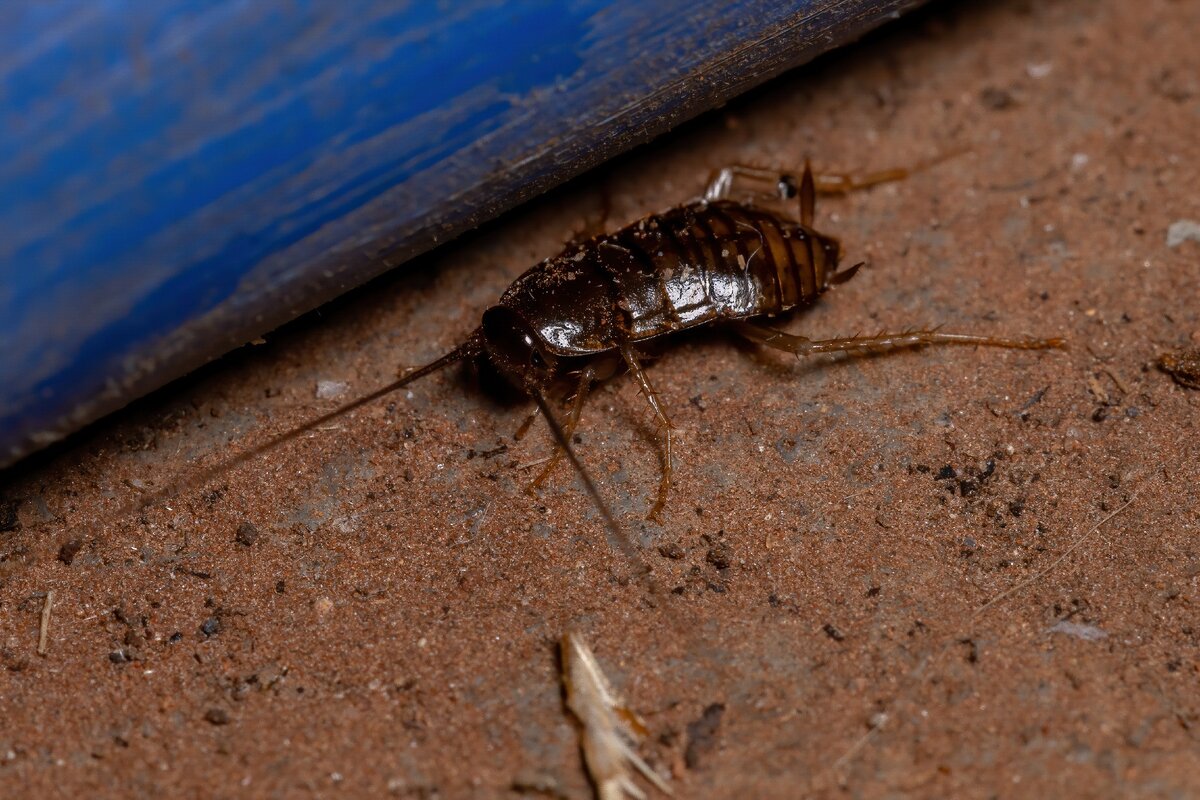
531;389;645;572
111;331;648;577
115;335;482;520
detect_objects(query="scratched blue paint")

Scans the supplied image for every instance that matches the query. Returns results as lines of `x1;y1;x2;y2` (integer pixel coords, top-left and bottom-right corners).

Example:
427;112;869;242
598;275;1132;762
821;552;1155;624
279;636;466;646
0;0;924;465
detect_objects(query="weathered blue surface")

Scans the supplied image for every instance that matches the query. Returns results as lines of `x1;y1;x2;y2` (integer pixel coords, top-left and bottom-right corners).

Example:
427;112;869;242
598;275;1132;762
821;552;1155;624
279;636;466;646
0;0;924;466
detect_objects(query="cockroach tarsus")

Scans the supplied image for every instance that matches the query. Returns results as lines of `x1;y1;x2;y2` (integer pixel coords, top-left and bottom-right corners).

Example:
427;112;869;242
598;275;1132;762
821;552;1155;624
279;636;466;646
148;158;1064;554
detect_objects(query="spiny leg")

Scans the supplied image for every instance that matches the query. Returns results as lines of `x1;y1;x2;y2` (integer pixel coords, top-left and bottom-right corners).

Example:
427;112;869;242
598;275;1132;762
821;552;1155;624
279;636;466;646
528;366;597;491
731;320;1066;357
513;407;540;441
810;165;910;195
703;161;907;227
705;164;793;204
705;162;913;202
705;151;964;225
619;344;675;522
811;148;970;195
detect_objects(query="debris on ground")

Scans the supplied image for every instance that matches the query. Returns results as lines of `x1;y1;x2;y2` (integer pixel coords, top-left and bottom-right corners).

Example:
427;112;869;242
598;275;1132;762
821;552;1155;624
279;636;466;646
1159;348;1200;389
1166;219;1200;248
1048;620;1107;642
561;631;671;800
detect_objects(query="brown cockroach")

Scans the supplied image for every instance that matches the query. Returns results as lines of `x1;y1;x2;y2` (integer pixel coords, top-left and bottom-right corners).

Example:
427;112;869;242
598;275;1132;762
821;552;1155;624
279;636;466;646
150;160;1063;554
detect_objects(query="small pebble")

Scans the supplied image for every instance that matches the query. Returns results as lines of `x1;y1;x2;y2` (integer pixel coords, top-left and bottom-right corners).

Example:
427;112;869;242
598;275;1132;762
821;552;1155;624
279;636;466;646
980;86;1014;110
204;708;230;726
657;542;685;560
235;522;259;547
705;544;732;570
57;537;84;565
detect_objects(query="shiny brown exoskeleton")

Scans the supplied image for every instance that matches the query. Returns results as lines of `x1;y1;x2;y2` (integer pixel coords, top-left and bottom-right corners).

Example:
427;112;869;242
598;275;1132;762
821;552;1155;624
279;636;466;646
170;161;1063;544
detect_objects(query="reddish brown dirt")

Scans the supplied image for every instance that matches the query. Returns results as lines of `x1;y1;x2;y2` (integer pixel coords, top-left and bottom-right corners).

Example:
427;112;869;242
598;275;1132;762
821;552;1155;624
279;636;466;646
3;1;1199;797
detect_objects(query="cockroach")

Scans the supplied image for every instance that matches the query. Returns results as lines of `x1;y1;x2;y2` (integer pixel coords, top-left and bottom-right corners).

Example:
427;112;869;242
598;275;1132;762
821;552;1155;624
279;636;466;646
143;160;1063;556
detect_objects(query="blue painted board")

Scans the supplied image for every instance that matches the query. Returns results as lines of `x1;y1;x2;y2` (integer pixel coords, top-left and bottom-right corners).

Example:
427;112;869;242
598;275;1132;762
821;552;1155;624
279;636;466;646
0;0;926;467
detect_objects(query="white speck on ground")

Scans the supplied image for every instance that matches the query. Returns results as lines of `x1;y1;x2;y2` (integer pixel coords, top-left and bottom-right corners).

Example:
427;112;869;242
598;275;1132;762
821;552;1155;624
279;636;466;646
316;380;349;399
1048;620;1107;641
1167;219;1200;248
1026;61;1053;79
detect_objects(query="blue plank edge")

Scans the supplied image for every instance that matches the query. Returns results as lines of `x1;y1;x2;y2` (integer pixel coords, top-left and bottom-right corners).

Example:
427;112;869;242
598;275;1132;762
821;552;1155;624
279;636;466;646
0;0;927;468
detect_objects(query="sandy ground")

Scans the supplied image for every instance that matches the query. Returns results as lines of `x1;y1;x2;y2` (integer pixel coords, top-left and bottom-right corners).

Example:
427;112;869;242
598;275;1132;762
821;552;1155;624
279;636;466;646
2;1;1199;797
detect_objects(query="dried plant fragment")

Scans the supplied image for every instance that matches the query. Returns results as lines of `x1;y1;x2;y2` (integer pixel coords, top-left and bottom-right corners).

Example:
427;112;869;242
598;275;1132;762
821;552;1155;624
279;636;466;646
1159;347;1200;389
561;631;671;800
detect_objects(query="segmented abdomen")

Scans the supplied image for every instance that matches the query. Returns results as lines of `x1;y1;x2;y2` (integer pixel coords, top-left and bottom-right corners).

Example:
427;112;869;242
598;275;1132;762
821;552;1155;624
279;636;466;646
497;199;837;355
592;200;831;340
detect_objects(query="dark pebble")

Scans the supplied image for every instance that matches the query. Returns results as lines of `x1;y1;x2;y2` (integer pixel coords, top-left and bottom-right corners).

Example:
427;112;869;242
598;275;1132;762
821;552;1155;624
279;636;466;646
204;708;230;726
936;465;957;480
705;544;732;570
235;522;260;547
657;542;685;560
108;650;129;664
57;537;84;565
823;623;845;642
980;86;1015;109
200;616;222;637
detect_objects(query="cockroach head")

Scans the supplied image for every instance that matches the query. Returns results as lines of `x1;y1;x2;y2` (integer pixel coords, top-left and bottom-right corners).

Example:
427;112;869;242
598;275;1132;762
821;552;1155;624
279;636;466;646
480;305;559;393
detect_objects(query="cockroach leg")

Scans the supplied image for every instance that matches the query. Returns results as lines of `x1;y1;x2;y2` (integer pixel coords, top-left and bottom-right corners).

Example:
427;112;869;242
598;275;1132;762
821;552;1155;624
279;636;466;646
731;321;1066;357
513;406;540;441
811;166;910;194
704;164;798;209
703;159;908;225
812;147;970;194
704;159;911;207
530;366;597;491
620;344;675;521
708;150;967;220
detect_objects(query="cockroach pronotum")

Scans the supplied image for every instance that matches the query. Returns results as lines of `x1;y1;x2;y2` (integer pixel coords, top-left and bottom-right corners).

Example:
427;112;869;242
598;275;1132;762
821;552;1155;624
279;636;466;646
139;159;1064;557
